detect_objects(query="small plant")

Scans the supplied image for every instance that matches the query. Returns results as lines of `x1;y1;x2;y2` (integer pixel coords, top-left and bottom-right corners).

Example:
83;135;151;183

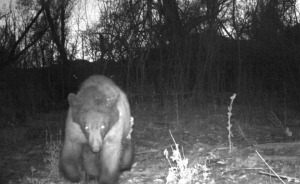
43;130;62;176
23;130;62;184
164;131;198;184
268;111;292;137
227;93;236;152
30;166;36;180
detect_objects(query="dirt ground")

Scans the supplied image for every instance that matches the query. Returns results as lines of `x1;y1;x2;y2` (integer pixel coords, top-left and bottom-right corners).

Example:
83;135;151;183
1;98;300;184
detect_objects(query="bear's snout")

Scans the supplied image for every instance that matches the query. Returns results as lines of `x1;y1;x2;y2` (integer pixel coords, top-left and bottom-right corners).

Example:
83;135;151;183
90;139;102;152
88;130;102;152
91;145;101;152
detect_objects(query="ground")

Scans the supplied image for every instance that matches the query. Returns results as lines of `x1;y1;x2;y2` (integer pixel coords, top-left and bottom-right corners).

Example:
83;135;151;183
1;96;300;184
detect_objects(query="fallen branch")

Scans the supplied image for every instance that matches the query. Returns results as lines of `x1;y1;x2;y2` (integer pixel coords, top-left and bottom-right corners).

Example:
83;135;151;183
259;171;300;183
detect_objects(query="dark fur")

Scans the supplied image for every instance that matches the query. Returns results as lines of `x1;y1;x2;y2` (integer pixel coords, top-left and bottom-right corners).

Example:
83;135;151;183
60;75;133;184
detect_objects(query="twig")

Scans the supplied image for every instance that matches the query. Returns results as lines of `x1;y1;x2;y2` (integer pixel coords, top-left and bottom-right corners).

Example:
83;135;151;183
259;171;300;183
255;150;286;184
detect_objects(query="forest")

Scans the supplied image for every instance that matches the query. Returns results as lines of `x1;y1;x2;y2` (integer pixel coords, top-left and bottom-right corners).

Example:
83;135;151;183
0;0;300;183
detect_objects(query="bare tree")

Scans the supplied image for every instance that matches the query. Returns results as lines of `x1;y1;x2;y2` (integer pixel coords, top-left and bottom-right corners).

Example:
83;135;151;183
40;0;70;65
0;1;48;70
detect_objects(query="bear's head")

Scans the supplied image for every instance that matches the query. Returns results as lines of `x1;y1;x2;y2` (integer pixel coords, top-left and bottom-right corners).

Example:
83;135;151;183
68;86;119;152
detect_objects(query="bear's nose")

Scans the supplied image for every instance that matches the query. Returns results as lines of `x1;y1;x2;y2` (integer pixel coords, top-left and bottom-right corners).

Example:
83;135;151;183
89;140;101;152
92;147;100;152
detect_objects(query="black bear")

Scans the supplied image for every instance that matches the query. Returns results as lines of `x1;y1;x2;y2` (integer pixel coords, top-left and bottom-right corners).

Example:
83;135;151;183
60;75;133;184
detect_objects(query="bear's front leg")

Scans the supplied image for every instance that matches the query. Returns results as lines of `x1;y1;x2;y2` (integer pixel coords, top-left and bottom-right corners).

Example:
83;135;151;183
98;140;122;184
60;140;83;182
82;145;99;177
120;138;134;171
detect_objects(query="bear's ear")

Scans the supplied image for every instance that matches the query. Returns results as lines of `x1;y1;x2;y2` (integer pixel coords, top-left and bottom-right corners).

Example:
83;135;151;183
68;93;82;108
